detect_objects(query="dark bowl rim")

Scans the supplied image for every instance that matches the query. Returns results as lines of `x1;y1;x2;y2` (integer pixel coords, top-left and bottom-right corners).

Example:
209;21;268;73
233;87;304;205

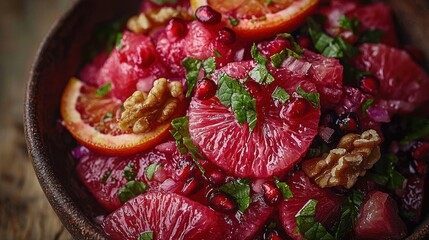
23;0;106;239
23;0;429;239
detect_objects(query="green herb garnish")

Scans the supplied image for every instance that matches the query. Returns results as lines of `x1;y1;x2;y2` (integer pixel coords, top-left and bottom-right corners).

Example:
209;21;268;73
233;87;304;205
115;32;123;50
218;178;251;212
95;82;112;97
138;231;154;240
274;177;293;199
101;169;111;184
338;15;360;34
296;199;335;240
145;163;161;181
296;86;320;109
124;163;136;181
272;87;290;103
249;44;275;85
369;153;405;189
229;16;240;26
361;98;375;117
334;191;363;239
117;181;148;204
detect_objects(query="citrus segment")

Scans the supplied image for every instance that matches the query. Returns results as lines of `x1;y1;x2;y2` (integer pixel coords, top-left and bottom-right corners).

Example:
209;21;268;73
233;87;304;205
61;78;173;155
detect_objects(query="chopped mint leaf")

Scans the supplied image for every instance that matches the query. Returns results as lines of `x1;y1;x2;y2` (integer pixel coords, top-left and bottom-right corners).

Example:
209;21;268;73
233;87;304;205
359;29;384;44
307;18;359;58
229;16;240;26
265;0;273;6
270;50;287;68
249;44;275;85
361;98;375;117
101;169;111;184
103;112;113;121
213;49;222;58
145;163;161;181
203;57;216;75
277;33;304;56
95;82;112;97
296;199;335;240
274;177;293;199
216;73;258;131
117;180;148;204
124;163;136;181
115;32;123;50
369;153;405;189
182;57;202;98
138;231;154;240
338;15;360;34
170;117;206;173
401;116;429;143
272;87;290;103
296;86;320;109
335;191;363;239
218;178;251;212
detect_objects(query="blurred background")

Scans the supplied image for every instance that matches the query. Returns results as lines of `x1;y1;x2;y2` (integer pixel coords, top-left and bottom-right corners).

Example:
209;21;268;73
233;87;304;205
0;0;428;239
0;0;73;239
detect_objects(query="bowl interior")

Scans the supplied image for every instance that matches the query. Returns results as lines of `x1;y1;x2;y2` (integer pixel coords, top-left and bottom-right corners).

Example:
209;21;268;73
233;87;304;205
24;0;429;239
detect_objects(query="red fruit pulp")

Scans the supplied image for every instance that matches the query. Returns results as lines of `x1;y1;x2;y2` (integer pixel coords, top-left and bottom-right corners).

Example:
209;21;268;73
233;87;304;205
354;191;407;239
102;192;226;240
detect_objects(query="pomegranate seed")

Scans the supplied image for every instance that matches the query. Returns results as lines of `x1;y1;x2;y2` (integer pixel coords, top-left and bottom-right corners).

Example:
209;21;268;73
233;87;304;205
412;143;429;161
297;35;312;49
176;164;195;180
195;5;222;24
288;98;310;117
179;177;203;196
196;78;217;100
336;112;361;133
258;38;289;57
166;18;187;40
262;182;281;206
359;76;379;95
208;192;237;213
205;168;225;186
263;230;284;240
217;27;236;44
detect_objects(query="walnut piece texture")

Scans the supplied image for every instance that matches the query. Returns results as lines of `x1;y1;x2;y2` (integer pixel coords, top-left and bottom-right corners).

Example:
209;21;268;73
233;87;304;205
119;78;183;133
302;129;382;189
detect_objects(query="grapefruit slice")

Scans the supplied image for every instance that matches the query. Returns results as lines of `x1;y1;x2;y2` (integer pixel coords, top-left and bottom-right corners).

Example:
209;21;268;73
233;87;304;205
188;61;320;178
102;192;226;240
190;0;320;39
354;44;429;114
61;78;173;155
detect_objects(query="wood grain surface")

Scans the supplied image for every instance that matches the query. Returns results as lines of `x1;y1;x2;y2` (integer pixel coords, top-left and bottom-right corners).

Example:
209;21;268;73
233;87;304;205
0;0;428;240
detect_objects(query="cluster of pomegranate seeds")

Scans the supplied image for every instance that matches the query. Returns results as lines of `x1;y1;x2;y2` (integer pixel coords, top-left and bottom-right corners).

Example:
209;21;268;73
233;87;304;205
71;0;429;239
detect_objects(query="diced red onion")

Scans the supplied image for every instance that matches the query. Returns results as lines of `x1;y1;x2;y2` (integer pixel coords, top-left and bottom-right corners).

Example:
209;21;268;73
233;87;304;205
281;56;311;75
234;48;245;61
251;178;267;194
160;178;180;192
367;107;391;123
155;141;176;154
318;126;335;143
71;145;90;159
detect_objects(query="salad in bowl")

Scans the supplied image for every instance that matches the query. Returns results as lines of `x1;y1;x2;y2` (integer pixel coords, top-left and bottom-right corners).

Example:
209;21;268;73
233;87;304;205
45;0;429;239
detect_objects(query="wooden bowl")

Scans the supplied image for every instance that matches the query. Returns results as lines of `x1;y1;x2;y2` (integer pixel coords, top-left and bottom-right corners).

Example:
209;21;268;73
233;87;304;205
24;0;429;239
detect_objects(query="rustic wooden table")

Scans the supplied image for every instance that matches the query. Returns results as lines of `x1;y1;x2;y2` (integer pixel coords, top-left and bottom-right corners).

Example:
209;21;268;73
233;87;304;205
0;0;428;240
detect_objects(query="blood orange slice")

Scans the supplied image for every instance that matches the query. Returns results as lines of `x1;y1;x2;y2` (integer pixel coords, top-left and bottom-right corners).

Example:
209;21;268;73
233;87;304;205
102;192;226;240
61;78;173;155
190;0;319;39
188;61;320;178
354;44;429;114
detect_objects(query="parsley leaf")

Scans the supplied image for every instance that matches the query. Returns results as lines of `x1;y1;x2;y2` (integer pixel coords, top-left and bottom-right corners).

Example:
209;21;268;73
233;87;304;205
359;29;384;44
229;16;240;26
361;98;375;117
369;153;405;189
150;0;178;5
296;199;335;240
95;82;112;97
274;177;293;199
335;191;363;239
296;86;320;109
203;57;216;75
101;169;111;184
270;33;304;67
218;179;251;212
170;117;206;173
216;73;258;130
138;231;154;240
338;15;360;34
272;87;290;103
117;180;148;204
124;163;136;181
145;163;161;181
249;44;275;85
277;33;304;56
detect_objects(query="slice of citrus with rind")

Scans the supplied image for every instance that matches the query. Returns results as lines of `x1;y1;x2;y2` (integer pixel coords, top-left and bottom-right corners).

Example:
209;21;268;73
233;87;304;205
61;78;172;155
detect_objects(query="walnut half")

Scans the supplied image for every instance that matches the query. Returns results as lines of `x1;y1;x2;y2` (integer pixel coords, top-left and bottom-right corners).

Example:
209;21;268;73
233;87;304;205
119;78;183;133
302;129;382;189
